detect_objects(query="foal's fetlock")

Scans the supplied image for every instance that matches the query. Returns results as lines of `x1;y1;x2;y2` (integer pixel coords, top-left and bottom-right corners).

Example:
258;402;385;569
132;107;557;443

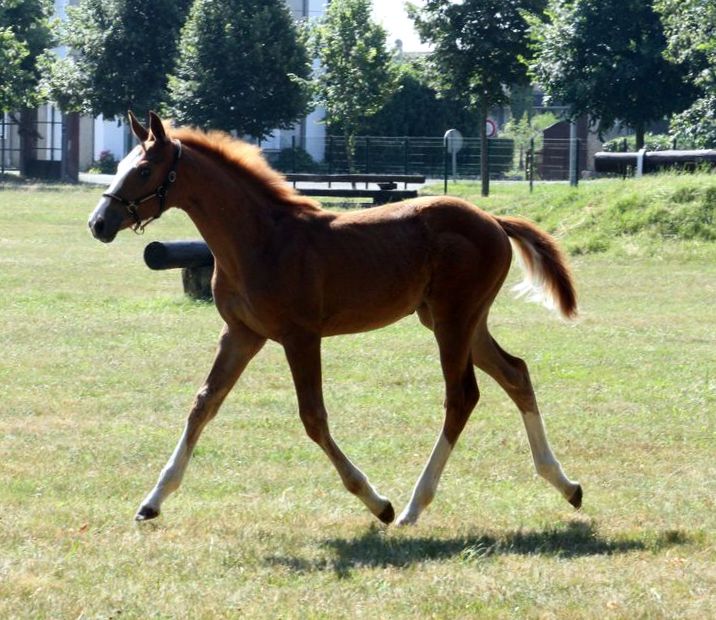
395;507;419;527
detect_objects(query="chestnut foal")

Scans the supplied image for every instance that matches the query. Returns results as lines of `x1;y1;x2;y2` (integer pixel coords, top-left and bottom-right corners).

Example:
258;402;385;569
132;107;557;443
88;112;582;525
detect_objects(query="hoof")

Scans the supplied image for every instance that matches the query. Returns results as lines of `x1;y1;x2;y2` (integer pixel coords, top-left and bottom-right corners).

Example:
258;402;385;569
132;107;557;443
135;505;160;521
377;502;395;524
568;484;583;510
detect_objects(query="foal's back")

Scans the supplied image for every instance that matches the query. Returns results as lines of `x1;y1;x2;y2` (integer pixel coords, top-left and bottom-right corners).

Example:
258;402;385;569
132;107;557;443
302;196;512;336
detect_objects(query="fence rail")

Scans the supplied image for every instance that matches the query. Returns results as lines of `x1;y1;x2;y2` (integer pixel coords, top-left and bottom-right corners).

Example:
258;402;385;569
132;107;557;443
1;111;63;177
2;113;586;188
266;135;517;179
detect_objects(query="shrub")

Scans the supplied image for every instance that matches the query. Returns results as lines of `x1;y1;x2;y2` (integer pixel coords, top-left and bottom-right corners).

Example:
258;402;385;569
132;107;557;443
88;150;118;174
271;146;318;173
602;133;679;152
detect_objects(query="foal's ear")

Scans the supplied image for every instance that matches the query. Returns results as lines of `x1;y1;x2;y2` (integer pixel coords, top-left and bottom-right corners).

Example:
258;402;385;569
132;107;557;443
128;110;149;143
148;111;168;144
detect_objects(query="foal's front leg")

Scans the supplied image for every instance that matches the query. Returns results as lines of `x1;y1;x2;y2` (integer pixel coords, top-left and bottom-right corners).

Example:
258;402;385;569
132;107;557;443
283;332;395;523
135;323;265;521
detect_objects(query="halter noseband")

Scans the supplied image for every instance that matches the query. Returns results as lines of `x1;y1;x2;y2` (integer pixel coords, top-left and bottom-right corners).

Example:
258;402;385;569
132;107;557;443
102;139;182;234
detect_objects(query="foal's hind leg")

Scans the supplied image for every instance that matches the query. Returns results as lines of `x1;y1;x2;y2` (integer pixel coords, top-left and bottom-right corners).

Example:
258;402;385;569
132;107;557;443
471;327;582;508
397;319;480;526
283;332;394;523
135;323;265;520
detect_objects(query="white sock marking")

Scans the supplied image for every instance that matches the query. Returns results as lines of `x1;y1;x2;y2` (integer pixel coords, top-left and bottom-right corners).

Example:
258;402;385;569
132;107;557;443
397;433;453;526
522;411;578;498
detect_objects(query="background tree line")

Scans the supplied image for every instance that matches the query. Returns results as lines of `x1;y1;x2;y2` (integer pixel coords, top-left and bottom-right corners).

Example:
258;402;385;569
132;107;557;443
3;0;716;173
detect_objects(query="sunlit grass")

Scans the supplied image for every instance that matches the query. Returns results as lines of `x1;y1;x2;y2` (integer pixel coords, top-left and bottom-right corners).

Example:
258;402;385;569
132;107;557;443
429;173;716;255
0;179;714;618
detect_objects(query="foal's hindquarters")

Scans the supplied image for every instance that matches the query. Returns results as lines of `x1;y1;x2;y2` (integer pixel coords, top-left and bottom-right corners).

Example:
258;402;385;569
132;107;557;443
394;200;582;524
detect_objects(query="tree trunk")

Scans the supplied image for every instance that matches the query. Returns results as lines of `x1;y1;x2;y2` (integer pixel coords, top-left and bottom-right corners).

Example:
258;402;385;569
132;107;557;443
635;124;646;151
344;129;356;174
480;100;489;197
19;108;37;178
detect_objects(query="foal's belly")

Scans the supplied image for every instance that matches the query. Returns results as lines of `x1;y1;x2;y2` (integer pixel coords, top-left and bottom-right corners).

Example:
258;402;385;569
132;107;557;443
316;208;431;336
319;287;423;336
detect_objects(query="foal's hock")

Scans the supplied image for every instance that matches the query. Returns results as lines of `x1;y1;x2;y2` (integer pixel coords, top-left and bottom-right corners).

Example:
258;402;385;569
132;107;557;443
88;111;582;526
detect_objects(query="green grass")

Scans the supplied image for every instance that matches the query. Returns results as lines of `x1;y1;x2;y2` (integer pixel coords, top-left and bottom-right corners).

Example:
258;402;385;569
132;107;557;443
428;173;716;255
0;177;715;618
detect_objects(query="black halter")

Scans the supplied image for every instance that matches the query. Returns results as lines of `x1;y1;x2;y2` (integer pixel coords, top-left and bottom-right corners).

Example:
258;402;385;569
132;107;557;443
102;139;182;234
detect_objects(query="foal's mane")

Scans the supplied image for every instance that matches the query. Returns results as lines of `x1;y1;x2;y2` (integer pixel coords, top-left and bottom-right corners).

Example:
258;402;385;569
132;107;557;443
169;126;321;212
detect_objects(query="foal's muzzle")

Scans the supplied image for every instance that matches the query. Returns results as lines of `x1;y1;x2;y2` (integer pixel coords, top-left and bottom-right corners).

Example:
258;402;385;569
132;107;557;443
88;197;123;243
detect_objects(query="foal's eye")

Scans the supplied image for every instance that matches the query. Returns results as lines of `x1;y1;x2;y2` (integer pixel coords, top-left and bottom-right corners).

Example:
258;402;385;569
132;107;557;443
138;165;151;179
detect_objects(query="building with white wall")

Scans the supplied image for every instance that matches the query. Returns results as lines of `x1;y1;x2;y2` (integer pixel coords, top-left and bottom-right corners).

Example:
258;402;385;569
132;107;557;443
258;0;327;163
73;0;326;168
4;0;328;176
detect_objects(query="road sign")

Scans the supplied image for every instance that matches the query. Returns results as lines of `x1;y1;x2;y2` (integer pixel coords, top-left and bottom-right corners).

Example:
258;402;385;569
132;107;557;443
444;128;463;154
486;118;497;138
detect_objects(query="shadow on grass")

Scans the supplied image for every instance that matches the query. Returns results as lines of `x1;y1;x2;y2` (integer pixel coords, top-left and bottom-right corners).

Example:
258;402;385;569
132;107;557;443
265;520;690;578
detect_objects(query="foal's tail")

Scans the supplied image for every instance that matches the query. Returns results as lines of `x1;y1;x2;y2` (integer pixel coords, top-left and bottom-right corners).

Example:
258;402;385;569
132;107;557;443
496;216;578;320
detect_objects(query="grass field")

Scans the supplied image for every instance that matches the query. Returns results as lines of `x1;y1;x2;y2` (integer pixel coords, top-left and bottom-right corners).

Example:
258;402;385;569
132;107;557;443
1;176;714;618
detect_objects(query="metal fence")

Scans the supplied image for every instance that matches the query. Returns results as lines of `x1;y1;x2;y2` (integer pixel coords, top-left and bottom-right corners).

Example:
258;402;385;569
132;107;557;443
1;114;21;174
1;110;63;177
2;113;584;187
266;135;517;179
533;137;587;182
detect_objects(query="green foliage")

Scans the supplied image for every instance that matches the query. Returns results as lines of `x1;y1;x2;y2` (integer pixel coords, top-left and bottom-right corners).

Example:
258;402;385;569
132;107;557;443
500;112;557;161
509;83;537;124
433;174;716;254
408;0;545;194
530;0;696;149
88;149;118;174
601;133;678;152
309;0;399;167
0;0;54;111
271;146;318;173
657;0;716;147
45;0;191;118
408;0;545;110
343;59;481;137
168;0;311;139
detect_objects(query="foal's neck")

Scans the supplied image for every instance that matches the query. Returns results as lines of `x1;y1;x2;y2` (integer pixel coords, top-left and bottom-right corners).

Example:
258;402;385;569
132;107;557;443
176;147;291;276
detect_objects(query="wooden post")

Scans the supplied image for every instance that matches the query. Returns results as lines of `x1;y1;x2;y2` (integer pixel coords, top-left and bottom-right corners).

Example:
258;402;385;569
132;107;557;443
403;138;409;179
291;135;296;173
529;137;534;193
1;114;5;175
480;101;489;197
181;266;213;301
443;138;448;195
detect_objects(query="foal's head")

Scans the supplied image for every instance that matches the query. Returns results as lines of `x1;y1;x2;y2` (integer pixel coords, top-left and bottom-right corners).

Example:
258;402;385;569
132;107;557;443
88;111;181;243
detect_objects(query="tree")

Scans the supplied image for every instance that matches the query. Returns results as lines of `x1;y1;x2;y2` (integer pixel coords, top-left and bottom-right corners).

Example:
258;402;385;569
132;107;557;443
348;59;481;137
501;112;558;170
0;0;54;112
45;0;191;119
657;0;716;147
530;0;696;150
310;0;398;169
409;0;546;196
168;0;311;139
